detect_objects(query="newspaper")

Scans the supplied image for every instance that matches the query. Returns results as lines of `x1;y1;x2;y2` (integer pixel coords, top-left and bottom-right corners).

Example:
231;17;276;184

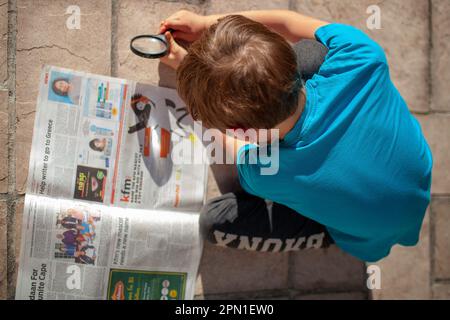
15;65;208;300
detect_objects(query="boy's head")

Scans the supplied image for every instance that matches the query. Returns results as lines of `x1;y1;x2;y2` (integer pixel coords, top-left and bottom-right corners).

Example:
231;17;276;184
177;15;301;132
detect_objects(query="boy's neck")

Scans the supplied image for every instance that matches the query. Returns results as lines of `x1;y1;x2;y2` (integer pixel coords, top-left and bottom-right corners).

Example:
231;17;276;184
276;92;306;140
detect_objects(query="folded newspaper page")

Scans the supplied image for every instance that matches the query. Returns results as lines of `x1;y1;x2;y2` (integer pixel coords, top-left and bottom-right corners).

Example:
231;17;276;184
15;65;208;300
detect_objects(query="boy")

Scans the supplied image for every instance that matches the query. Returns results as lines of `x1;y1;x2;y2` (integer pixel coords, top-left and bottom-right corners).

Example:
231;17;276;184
158;10;432;262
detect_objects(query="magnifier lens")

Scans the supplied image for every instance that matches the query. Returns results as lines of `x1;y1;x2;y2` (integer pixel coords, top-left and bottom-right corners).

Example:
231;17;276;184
133;37;167;54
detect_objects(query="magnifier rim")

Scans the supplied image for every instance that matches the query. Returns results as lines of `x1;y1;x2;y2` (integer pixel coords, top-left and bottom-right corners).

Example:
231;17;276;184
130;34;168;59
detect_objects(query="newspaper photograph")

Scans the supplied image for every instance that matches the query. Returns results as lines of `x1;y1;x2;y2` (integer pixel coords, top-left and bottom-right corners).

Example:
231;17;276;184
115;82;207;211
15;65;207;300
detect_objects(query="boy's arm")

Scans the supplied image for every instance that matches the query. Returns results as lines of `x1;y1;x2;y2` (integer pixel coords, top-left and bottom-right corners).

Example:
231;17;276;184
160;10;329;43
206;10;329;42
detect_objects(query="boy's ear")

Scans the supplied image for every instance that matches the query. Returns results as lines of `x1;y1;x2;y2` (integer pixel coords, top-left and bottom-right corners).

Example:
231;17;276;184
292;39;328;82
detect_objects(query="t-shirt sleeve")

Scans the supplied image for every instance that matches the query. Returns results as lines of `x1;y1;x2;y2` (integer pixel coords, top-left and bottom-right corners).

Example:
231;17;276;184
315;23;387;75
236;144;274;198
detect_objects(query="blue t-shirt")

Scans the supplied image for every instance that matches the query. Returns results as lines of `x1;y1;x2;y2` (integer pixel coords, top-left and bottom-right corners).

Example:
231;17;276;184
237;23;432;262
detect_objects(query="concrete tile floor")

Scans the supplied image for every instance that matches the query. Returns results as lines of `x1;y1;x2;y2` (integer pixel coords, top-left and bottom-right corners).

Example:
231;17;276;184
1;0;449;300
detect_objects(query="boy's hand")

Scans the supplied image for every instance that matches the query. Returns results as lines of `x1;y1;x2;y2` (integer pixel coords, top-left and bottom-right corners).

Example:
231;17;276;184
159;31;188;70
159;10;208;42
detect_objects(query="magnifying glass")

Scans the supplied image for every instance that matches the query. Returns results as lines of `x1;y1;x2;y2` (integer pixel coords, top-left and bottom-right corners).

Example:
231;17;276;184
130;29;173;59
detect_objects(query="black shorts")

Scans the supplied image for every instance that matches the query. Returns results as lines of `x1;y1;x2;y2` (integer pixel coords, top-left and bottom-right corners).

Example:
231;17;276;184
199;191;334;253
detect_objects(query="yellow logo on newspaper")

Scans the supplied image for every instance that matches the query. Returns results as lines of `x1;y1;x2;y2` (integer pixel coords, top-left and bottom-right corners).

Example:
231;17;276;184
169;290;177;298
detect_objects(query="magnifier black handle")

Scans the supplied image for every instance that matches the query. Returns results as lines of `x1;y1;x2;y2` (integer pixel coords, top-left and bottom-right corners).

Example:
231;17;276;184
162;28;175;34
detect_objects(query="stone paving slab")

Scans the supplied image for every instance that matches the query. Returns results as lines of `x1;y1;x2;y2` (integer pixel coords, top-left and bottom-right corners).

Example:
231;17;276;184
205;0;289;13
431;197;450;280
418;114;450;194
371;212;430;299
0;90;7;193
15;0;112;194
195;243;289;296
0;0;8;300
196;291;290;300
12;198;23;297
431;0;450;112
295;291;367;300
0;1;8;194
0;1;7;88
0;200;6;299
291;246;366;292
432;283;450;299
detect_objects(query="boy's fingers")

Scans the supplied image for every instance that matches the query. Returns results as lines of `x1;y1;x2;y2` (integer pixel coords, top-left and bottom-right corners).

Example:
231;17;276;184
164;31;172;42
158;20;168;34
164;31;177;50
164;18;182;27
171;30;190;41
162;19;190;33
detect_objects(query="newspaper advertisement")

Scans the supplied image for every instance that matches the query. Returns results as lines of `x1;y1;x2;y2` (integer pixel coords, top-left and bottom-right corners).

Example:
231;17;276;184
15;65;208;300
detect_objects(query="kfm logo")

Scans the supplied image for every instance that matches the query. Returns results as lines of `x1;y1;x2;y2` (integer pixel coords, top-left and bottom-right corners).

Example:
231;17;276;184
120;177;132;202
